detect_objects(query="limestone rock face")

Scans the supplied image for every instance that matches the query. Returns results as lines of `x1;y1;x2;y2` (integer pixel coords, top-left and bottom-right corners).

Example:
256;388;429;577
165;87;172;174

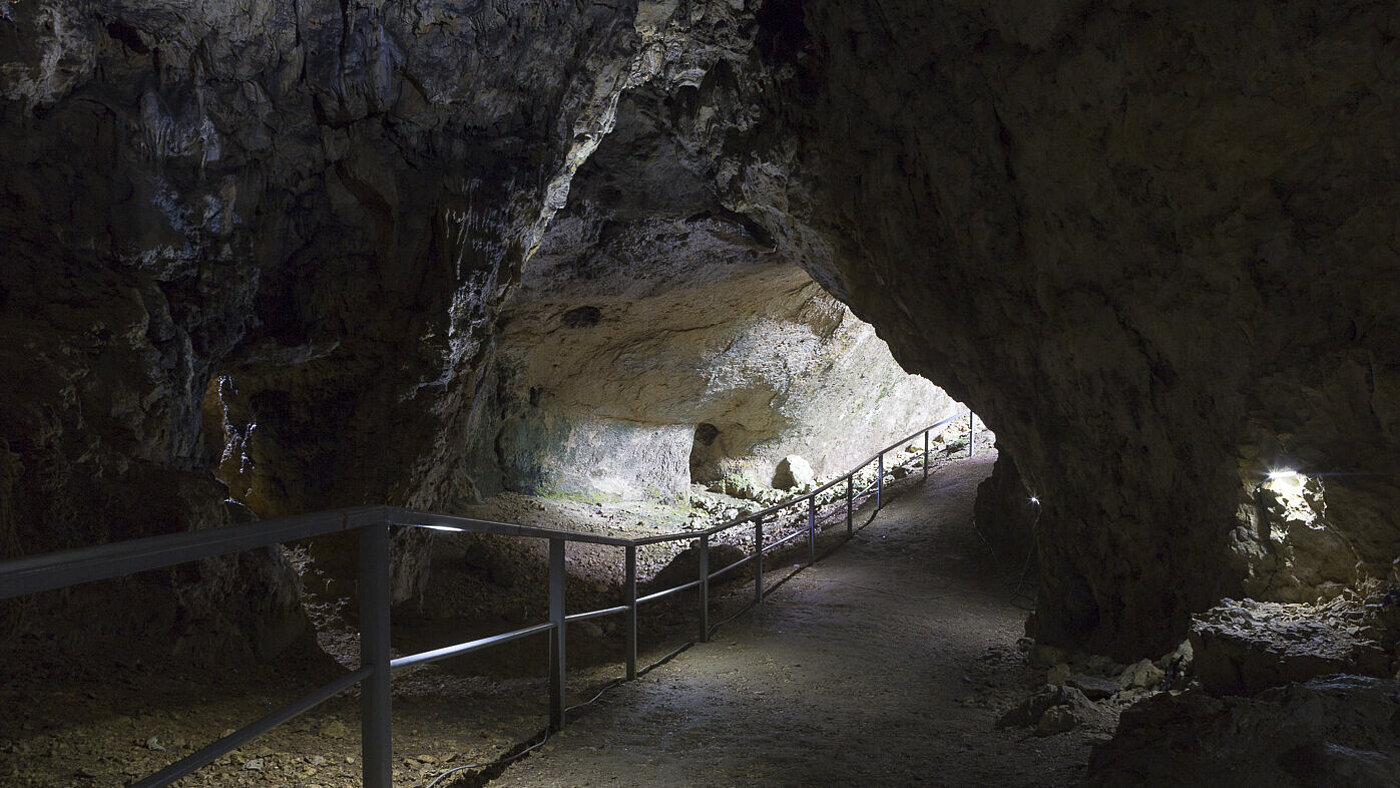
972;453;1039;570
705;0;1400;658
0;0;733;646
5;0;1400;669
1190;596;1395;695
462;85;962;505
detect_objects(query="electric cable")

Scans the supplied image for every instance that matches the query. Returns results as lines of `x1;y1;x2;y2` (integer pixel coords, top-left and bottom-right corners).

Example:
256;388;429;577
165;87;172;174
1007;503;1041;608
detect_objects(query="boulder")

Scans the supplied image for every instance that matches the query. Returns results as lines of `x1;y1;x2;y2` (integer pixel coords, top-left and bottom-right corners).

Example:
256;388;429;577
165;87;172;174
997;684;1093;733
1118;659;1166;691
772;455;815;491
1190;598;1392;695
1068;674;1121;700
1086;676;1400;787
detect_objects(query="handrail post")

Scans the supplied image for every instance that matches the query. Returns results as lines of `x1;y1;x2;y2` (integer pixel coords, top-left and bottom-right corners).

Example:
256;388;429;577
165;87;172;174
358;523;392;788
923;429;930;479
806;495;816;566
753;518;764;605
698;534;710;642
968;410;976;457
624;543;637;680
877;453;884;509
548;538;567;731
845;476;853;536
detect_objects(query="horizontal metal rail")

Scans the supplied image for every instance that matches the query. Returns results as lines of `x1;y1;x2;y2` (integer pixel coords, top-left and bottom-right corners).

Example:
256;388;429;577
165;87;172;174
707;552;755;581
390;510;636;547
637;578;703;605
389;621;556;670
0;506;392;600
565;604;630;623
131;666;372;788
0;410;974;788
765;527;808;552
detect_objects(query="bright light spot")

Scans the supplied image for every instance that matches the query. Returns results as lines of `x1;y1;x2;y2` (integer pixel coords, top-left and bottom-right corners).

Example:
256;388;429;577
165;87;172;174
1028;496;1040;505
1260;469;1319;528
421;524;465;533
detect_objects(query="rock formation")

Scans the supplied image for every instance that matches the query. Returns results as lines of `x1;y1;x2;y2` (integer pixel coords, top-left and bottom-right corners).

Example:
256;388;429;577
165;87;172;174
1085;676;1400;786
2;0;1399;676
714;0;1400;660
471;87;960;505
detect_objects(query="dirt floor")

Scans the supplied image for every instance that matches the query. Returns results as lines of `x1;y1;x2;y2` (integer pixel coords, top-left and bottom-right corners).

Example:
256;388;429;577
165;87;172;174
0;445;1118;787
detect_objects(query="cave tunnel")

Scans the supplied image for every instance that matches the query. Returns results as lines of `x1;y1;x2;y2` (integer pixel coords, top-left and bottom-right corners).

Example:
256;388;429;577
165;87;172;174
2;1;1400;785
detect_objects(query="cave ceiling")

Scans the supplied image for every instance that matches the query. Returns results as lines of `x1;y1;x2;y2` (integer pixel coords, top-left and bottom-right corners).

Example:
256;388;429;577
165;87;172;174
1;0;1398;659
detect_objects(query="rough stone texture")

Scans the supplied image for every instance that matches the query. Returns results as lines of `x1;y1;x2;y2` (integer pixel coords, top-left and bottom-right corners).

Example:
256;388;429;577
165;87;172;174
771;455;814;491
996;683;1115;737
1190;596;1395;695
1085;676;1400;787
497;416;695;504
701;0;1400;659
1117;658;1166;691
1234;471;1364;603
0;0;742;649
466;84;962;504
5;0;1400;670
972;452;1039;572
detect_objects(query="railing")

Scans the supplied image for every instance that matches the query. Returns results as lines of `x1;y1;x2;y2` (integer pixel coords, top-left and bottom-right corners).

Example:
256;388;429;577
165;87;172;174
0;410;978;787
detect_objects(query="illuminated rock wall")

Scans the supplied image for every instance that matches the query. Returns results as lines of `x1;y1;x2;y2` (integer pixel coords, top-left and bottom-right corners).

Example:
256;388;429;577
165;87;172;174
3;0;1397;663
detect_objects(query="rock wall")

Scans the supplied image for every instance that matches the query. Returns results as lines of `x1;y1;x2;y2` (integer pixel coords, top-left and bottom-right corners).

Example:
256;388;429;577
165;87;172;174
4;0;1399;666
700;0;1400;659
470;86;962;504
0;0;733;651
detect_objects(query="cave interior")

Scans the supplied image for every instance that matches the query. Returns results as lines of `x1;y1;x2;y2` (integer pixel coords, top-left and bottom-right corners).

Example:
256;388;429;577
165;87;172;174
2;0;1399;785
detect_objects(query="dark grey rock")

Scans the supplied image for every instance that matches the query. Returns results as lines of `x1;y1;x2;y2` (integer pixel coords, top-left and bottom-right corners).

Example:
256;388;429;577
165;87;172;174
1086;676;1400;788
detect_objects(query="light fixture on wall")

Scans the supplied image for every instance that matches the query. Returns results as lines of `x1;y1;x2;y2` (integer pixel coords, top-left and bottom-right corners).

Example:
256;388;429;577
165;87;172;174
1253;465;1323;552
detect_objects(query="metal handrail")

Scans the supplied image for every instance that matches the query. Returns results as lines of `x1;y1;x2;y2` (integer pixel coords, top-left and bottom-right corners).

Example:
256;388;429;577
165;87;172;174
0;409;977;787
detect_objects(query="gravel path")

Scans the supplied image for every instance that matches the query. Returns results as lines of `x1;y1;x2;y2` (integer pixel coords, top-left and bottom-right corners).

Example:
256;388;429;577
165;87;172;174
481;453;1095;787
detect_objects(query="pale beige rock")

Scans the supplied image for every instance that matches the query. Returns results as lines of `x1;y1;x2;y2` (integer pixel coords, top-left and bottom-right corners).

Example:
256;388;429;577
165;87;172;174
772;455;815;491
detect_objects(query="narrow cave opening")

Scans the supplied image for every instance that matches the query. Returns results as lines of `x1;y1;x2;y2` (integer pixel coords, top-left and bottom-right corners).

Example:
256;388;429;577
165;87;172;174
688;421;721;483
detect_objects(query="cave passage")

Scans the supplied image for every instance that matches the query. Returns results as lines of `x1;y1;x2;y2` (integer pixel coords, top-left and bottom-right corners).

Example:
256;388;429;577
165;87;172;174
486;453;1099;787
5;1;1400;784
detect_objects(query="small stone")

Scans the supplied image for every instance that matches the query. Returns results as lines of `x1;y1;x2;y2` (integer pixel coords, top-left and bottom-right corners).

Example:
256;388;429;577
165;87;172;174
416;754;437;764
1036;705;1080;735
1119;658;1166;690
145;736;165;752
76;766;100;779
1067;673;1121;700
243;758;264;771
1046;663;1071;685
